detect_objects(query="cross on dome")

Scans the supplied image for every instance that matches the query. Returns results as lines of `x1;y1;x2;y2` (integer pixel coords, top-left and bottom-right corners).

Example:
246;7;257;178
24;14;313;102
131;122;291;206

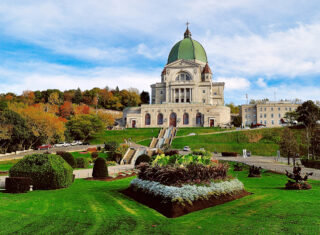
184;22;192;38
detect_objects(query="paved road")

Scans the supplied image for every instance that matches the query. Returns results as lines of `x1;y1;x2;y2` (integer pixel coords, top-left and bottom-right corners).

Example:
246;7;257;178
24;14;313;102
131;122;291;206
216;155;320;180
0;144;104;161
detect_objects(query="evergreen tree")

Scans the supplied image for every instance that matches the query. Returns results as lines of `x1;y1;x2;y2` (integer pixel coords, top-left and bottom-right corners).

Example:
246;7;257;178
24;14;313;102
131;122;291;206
73;88;82;104
140;91;150;104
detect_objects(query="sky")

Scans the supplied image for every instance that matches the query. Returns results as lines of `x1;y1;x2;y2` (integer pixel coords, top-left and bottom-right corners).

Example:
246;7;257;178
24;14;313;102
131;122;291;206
1;0;320;104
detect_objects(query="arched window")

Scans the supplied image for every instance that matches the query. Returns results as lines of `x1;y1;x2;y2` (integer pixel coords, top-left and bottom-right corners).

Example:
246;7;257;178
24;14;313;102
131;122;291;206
175;72;192;81
145;113;151;125
183;113;189;125
157;113;163;125
196;113;202;125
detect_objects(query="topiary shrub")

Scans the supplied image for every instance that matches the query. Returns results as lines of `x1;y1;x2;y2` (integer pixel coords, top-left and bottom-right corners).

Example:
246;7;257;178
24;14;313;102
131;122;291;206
104;141;119;152
248;165;262;177
9;154;73;190
91;151;99;159
135;154;151;166
56;151;77;168
92;157;108;178
5;177;31;193
76;157;89;168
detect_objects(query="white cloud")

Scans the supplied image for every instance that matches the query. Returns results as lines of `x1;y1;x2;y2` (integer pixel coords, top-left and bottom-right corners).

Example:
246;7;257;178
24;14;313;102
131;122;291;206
216;77;250;90
256;77;267;88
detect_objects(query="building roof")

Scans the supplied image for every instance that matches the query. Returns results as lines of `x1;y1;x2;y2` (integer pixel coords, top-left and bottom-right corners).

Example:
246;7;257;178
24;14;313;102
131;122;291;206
161;67;166;76
202;63;212;74
167;27;208;64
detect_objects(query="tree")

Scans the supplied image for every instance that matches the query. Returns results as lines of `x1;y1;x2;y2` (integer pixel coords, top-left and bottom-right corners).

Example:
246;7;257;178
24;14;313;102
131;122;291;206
48;92;61;105
296;100;320;158
232;115;242;127
140;91;150;105
97;111;115;128
66;114;104;141
280;128;299;165
284;111;298;125
226;103;239;114
310;128;320;159
59;101;74;119
22;90;35;105
73;88;82;104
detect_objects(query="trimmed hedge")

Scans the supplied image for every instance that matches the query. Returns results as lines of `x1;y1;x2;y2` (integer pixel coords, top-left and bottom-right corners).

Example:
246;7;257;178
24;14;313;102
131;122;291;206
5;177;31;193
92;157;108;178
221;152;238;157
76;157;89;168
135;154;151;166
9;154;73;190
56;151;77;168
301;159;320;169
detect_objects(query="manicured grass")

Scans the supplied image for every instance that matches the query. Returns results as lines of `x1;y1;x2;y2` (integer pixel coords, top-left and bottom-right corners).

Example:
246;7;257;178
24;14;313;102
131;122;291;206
90;128;160;144
0;166;320;234
172;128;304;156
71;151;107;160
0;160;19;172
176;127;234;136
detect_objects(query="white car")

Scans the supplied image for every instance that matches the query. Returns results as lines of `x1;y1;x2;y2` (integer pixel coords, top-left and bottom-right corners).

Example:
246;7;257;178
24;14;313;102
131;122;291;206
64;143;71;147
76;140;83;145
183;146;191;151
54;142;65;147
70;141;77;146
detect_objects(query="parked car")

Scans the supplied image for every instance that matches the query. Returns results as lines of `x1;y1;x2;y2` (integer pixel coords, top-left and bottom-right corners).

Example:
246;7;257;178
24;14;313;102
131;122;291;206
183;146;191;151
54;142;65;147
38;144;52;150
70;141;78;146
82;141;90;145
75;140;83;145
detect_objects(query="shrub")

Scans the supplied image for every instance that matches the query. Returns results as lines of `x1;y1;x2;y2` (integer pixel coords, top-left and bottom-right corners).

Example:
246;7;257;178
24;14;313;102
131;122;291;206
248;165;262;177
192;150;211;157
87;147;97;152
152;154;211;167
135;154;151;166
5;177;31;193
164;149;179;156
104;141;119;152
56;151;77;168
97;146;101;151
91;152;99;159
221;152;238;157
76;157;89;168
92;157;108;178
9;154;73;190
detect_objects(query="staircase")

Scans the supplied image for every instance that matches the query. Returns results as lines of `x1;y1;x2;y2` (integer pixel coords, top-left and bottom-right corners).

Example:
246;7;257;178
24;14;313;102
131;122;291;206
149;127;177;149
121;148;136;165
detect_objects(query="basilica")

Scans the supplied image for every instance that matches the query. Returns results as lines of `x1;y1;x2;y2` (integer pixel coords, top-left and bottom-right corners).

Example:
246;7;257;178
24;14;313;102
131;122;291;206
123;27;230;128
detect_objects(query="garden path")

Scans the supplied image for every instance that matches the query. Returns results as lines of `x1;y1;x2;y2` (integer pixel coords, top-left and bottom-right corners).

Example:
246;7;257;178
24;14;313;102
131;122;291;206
216;155;320;180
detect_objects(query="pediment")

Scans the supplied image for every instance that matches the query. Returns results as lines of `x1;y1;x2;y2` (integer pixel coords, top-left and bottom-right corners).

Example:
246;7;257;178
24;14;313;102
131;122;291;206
166;59;199;69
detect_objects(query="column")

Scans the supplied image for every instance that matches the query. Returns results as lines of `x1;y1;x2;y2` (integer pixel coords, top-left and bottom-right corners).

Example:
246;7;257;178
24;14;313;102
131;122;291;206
184;88;186;103
178;89;180;103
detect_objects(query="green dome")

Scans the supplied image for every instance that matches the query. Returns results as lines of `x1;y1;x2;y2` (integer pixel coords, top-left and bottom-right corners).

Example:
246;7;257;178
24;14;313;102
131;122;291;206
167;29;208;64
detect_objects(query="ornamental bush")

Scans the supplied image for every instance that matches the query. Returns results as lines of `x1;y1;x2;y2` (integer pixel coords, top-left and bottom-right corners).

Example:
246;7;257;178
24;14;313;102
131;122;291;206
9;154;73;190
91;152;99;159
76;157;89;168
5;177;31;193
92;157;108;178
56;151;77;168
135;154;151;166
104;141;119;152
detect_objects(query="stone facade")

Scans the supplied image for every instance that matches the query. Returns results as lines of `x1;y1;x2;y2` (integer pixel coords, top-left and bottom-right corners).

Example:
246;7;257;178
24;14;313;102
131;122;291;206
240;102;300;127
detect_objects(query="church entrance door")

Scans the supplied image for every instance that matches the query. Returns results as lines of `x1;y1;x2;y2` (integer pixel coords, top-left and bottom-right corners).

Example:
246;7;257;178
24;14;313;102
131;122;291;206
210;119;214;127
132;120;136;128
169;113;177;127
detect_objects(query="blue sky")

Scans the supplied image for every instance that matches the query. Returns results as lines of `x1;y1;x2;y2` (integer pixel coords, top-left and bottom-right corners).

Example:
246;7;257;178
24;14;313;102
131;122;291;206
1;0;320;104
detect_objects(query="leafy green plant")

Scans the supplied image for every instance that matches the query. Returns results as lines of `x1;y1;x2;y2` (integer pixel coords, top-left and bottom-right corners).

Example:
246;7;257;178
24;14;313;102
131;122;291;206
56;151;77;168
92;157;108;178
76;157;89;168
152;154;212;167
9;154;73;190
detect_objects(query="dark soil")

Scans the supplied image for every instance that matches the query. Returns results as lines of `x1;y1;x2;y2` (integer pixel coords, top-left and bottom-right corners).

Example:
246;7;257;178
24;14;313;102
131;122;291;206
85;173;136;182
121;186;250;218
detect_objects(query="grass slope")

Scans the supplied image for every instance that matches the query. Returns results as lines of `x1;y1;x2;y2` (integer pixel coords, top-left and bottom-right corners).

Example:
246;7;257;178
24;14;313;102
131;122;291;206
172;128;304;156
0;160;19;172
90;128;160;145
0;167;320;234
176;127;234;137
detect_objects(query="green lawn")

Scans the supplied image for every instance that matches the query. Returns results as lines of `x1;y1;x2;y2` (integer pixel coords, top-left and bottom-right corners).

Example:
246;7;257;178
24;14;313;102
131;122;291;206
0;160;19;172
90;128;160;144
172;128;304;156
1;166;320;234
176;127;234;136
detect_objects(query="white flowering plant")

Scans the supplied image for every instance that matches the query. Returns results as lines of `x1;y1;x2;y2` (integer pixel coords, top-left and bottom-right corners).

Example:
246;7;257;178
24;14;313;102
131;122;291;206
130;178;244;204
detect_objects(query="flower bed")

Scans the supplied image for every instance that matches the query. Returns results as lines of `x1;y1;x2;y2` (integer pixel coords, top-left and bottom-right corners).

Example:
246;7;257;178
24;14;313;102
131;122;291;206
123;154;249;217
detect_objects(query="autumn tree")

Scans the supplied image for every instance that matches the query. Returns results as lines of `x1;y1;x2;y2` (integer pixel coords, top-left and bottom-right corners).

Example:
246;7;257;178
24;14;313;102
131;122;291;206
66;114;104;141
59;101;74;119
97;111;115;128
48;92;61;105
22;90;35;105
